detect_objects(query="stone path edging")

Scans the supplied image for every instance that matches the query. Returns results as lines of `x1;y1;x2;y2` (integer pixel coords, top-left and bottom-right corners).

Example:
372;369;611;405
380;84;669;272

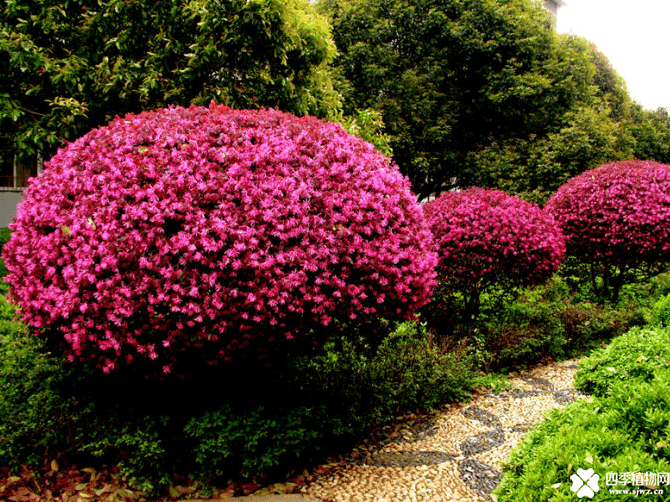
300;358;588;502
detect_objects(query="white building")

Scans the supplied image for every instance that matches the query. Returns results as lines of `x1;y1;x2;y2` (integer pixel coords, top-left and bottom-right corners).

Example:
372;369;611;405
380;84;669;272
543;0;566;19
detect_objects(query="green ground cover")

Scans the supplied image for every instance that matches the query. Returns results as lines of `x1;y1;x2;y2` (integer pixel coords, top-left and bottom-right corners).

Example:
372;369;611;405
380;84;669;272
494;297;670;501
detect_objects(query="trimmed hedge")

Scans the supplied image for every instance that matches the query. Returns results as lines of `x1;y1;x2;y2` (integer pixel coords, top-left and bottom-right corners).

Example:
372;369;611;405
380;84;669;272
3;105;437;374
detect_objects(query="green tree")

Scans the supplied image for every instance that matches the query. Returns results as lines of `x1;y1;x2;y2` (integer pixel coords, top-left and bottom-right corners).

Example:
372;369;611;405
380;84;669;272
0;0;340;165
465;40;638;203
467;104;633;203
588;42;632;122
628;105;670;164
321;0;635;199
340;107;393;156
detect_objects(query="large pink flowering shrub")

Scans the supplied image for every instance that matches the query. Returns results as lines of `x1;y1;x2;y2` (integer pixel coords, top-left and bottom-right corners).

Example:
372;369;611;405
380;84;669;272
545;160;670;302
2;104;437;373
423;188;565;322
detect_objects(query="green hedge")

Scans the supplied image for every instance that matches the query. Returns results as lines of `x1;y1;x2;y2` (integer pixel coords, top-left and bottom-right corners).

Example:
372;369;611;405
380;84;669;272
0;227;10;278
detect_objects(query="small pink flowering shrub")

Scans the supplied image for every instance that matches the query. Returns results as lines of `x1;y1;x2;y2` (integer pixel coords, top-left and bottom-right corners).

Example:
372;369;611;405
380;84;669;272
3;104;437;373
423;188;565;325
545;160;670;302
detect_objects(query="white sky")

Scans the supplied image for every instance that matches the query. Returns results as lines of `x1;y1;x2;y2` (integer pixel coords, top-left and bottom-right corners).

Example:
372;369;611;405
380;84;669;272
556;0;670;111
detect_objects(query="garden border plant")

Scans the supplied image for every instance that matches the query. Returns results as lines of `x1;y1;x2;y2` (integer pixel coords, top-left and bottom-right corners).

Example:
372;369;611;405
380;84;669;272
494;324;670;502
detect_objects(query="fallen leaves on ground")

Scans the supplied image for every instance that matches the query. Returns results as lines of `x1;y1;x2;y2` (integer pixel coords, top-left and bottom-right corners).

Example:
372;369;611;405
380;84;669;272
0;463;151;502
0;410;451;501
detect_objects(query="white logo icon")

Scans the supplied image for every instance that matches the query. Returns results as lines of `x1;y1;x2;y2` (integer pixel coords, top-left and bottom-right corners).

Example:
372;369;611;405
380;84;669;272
570;468;600;498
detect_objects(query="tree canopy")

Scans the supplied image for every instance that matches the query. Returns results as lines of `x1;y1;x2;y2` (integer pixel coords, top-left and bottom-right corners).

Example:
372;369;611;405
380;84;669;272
3;0;670;200
319;0;644;200
0;0;340;165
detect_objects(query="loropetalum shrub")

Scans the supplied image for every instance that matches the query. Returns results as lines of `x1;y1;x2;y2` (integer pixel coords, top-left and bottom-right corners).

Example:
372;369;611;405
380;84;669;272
546;160;670;302
423;188;565;324
3;104;437;373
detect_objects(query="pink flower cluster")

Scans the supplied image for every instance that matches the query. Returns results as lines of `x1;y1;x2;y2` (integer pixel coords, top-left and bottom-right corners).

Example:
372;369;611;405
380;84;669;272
3;104;437;373
545;160;670;268
423;188;565;295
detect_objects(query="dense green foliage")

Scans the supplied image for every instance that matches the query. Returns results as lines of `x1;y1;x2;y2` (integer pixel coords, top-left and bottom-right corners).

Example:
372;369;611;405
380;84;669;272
0;0;340;167
464;276;640;372
320;0;639;199
495;326;670;501
629;106;670;164
574;325;670;397
0;293;473;490
0;228;9;277
0;291;64;465
646;293;670;328
495;372;670;501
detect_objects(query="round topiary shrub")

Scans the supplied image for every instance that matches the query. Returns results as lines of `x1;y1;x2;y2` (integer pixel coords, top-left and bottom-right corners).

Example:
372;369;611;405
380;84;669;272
423;187;565;324
545;160;670;302
3;104;437;373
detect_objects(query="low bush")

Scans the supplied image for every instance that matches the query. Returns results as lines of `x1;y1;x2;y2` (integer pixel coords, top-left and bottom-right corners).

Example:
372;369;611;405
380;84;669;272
468;277;637;371
81;416;175;491
559;301;636;354
495;325;670;501
287;320;474;429
574;326;670;397
0;313;474;489
477;291;565;371
185;404;326;482
646;293;670;327
0;293;95;468
494;371;670;501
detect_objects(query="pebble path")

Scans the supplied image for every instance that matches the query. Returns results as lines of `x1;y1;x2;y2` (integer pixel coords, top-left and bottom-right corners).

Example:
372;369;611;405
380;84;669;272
301;358;588;502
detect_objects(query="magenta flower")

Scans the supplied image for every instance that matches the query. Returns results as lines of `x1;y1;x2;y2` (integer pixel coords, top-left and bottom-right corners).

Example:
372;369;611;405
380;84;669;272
424;187;565;320
546;160;670;301
3;104;437;373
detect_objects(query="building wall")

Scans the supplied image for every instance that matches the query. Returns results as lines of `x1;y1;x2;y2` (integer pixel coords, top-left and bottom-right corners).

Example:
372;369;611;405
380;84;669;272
543;0;558;15
542;0;565;16
0;189;23;228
